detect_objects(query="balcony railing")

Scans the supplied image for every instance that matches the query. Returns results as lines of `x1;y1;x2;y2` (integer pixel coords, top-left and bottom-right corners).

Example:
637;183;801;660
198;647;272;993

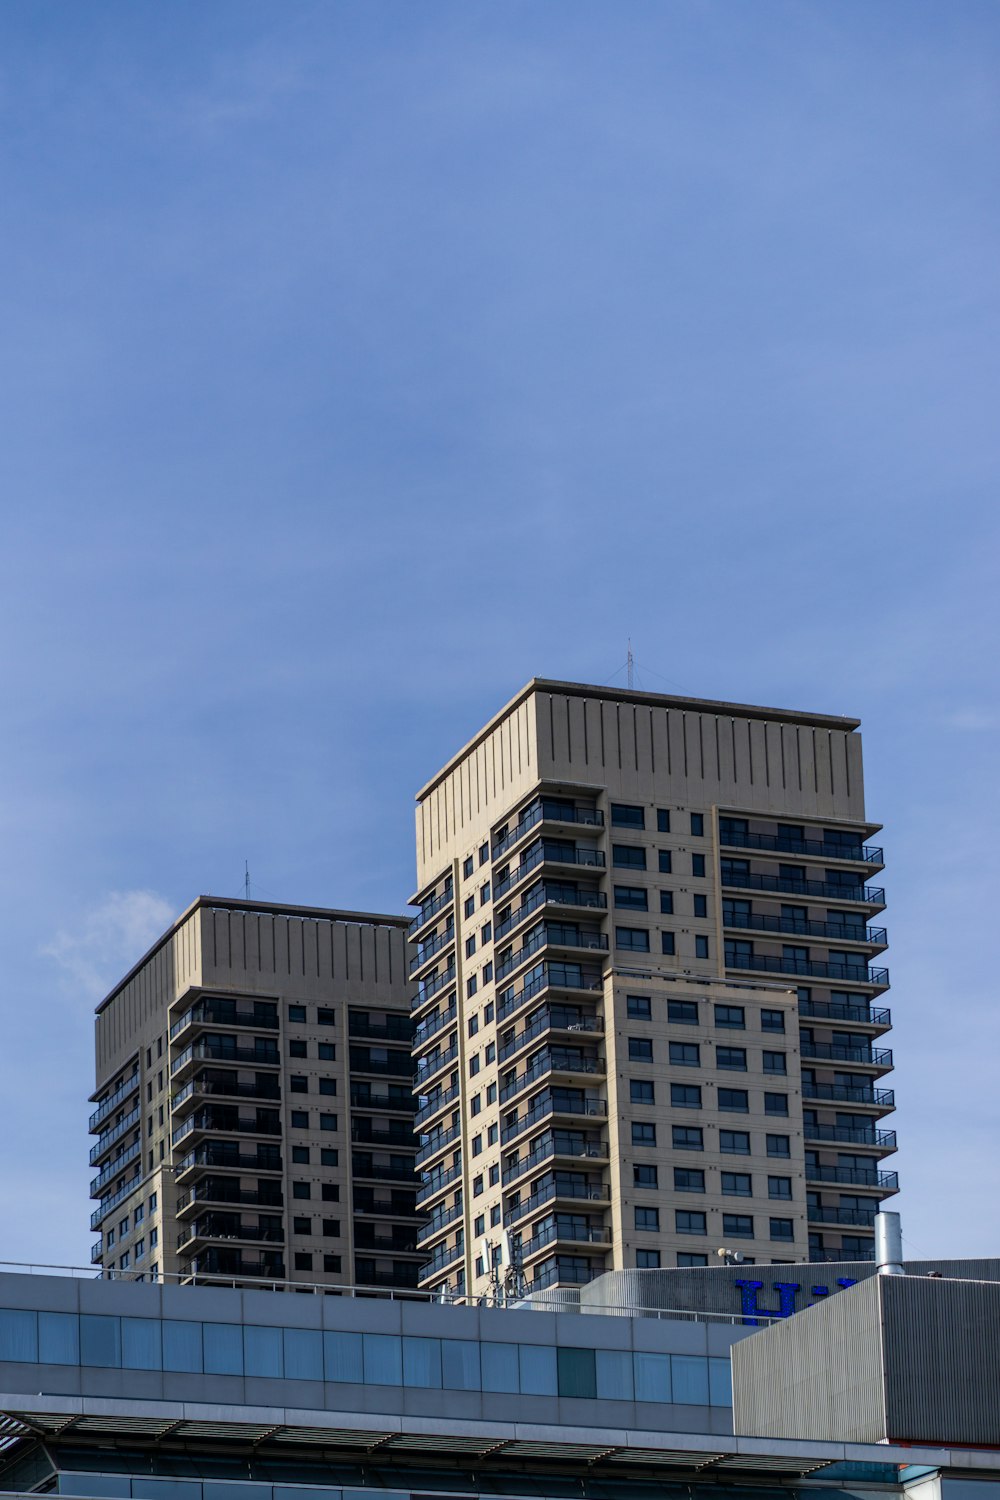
499;1051;604;1105
806;1165;899;1190
410;965;457;1012
90;1139;141;1197
500;1093;607;1146
721;872;885;905
176;1148;282;1176
413;1003;458;1048
409;926;456;975
504;1178;608;1227
499;1009;602;1064
418;1242;464;1281
90;1242;104;1264
351;1162;418;1184
501;1133;607;1187
726;952;889;986
416;1201;464;1244
170;1003;279;1040
350;1088;418;1113
414;1082;460;1128
809;1248;876;1264
415;1121;462;1166
496;926;607;983
493;843;606;901
89;1073;140;1134
802;1083;894;1107
799;997;891;1027
492;800;604;860
531;1258;605;1290
801;1043;893;1068
719;831;883;863
187;1252;286;1278
351;1052;414;1080
807;1205;878;1227
89;1108;141;1166
171;1042;279;1076
804;1124;897;1150
177;1185;284;1212
172;1077;281;1111
722;912;887;945
348;1014;414;1042
408;886;454;938
172;1113;281;1145
413;1042;459;1087
180;1218;285;1248
416;1162;462;1206
497;962;604;1023
522;1221;610;1257
495;884;606;943
90;1174;143;1230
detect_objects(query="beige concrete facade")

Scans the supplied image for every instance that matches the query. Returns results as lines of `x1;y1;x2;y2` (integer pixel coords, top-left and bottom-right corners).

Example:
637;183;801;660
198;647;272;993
89;898;421;1293
409;679;895;1298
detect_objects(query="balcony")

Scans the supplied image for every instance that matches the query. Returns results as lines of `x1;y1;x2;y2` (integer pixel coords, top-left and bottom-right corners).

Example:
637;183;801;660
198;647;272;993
413;1003;458;1048
171;1041;280;1078
501;1092;607;1146
89;1073;140;1134
531;1258;605;1290
521;1220;611;1259
172;1111;282;1146
89;1108;141;1166
170;1001;279;1041
496;925;608;983
351;1122;415;1146
351;1160;418;1185
802;1082;894;1109
410;965;457;1014
499;1008;603;1064
415;1121;462;1166
90;1139;142;1197
350;1087;418;1114
720;871;885;907
493;842;606;901
496;884;606;944
412;1042;459;1088
492;799;604;861
90;1241;104;1265
809;1247;876;1264
414;1083;461;1128
722;912;887;946
801;1042;893;1069
178;1216;285;1250
172;1075;281;1113
502;1132;608;1187
356;1268;422;1291
355;1227;421;1254
726;952;889;988
348;1013;414;1042
504;1178;609;1227
176;1184;283;1217
408;885;455;938
806;1165;899;1191
719;830;883;864
351;1050;414;1080
799;997;891;1028
497;962;604;1023
499;1050;604;1106
807;1205;878;1227
175;1147;282;1182
804;1123;897;1151
186;1250;285;1280
416;1160;462;1206
409;926;456;977
90;1174;143;1230
418;1241;464;1282
416;1201;464;1245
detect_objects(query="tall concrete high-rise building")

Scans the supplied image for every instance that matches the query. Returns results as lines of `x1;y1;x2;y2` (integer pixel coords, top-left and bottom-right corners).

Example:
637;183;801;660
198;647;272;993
89;898;422;1292
409;680;896;1298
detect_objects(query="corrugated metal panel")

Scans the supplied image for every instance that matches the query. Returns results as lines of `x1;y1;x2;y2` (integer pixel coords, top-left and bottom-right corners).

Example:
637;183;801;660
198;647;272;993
731;1276;885;1442
882;1276;1000;1446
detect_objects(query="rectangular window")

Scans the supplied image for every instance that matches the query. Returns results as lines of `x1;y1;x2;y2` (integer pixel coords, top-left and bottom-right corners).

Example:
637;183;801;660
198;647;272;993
668;999;698;1025
292;1181;311;1199
290;1075;308;1093
658;850;672;873
761;1008;786;1032
631;1079;655;1104
611;804;645;828
613;843;646;869
632;1122;657;1146
467;975;478;997
317;1008;336;1026
657;809;670;832
671;1082;701;1109
635;1206;660;1230
320;1113;338;1130
676;1210;707;1235
627;995;652;1020
695;935;709;959
291;1111;309;1128
628;1037;653;1062
690;813;704;835
466;936;476;957
289;1005;307;1023
678;1252;708;1267
319;1078;337;1095
692;854;706;877
321;1148;339;1166
715;1004;745;1029
720;1129;751;1154
768;1176;793;1199
616;926;650;951
464;896;475;917
289;1039;307;1058
479;841;490;865
614;885;648;910
318;1043;336;1061
764;1092;789;1116
669;1041;699;1067
722;1214;754;1238
718;1088;749;1112
674;1167;705;1193
721;1172;752;1196
659;890;674;915
693;893;707;918
463;856;474;878
763;1051;787;1074
637;1248;661;1268
767;1134;791;1157
661;932;676;955
717;1046;746;1070
634;1163;658;1187
672;1125;703;1150
770;1218;795;1241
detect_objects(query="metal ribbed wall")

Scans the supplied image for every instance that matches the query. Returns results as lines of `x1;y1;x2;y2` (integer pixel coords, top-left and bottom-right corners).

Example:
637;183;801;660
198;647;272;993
731;1277;885;1443
882;1276;1000;1446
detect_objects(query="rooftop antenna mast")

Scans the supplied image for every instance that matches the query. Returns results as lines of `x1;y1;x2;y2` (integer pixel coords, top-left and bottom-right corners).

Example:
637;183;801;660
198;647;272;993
244;861;250;900
627;639;635;690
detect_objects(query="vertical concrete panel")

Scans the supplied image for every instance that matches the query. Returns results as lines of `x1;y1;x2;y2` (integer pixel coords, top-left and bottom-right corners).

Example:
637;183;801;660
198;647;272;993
815;730;835;802
748;720;768;791
567;694;589;771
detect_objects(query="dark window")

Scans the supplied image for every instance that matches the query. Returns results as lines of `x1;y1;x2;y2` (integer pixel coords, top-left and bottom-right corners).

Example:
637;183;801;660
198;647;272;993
629;1037;653;1062
770;1218;795;1241
673;1125;703;1150
479;842;489;865
627;995;652;1020
293;1216;311;1234
463;857;474;878
637;1249;661;1268
635;1206;660;1230
763;1051;787;1074
292;1146;310;1164
613;845;646;869
321;1184;339;1201
669;1041;699;1067
717;1047;746;1070
661;932;676;955
290;1075;308;1093
293;1253;313;1271
761;1009;785;1032
634;1163;658;1187
614;886;648;910
616;926;650;951
611;804;645;828
289;1040;307;1058
464;897;475;918
678;1252;708;1266
695;935;709;959
768;1176;792;1199
722;1172;752;1197
289;1006;307;1024
693;893;707;918
320;1113;338;1130
465;936;476;957
676;1210;707;1235
690;813;705;836
317;1008;336;1026
632;1122;657;1146
480;883;491;905
720;1130;751;1154
318;1043;336;1061
668;999;698;1025
671;1083;701;1109
657;809;671;833
658;850;672;873
674;1167;705;1193
765;1093;789;1116
631;1079;655;1104
718;1088;749;1112
692;854;706;877
766;1134;791;1157
291;1111;309;1128
723;1214;754;1238
323;1219;341;1237
319;1078;337;1095
715;1004;745;1029
323;1254;342;1272
292;1182;311;1199
660;891;674;914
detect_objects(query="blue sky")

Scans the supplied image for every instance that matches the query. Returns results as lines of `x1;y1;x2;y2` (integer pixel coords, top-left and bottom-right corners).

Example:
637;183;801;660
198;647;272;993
1;0;998;1269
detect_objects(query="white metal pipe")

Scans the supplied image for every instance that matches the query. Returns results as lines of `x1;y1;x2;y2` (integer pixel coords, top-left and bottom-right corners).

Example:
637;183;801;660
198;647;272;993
875;1210;904;1275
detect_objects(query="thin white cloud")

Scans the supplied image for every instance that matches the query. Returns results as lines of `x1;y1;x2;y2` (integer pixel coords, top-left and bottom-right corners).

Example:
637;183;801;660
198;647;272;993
944;709;1000;732
42;890;175;1000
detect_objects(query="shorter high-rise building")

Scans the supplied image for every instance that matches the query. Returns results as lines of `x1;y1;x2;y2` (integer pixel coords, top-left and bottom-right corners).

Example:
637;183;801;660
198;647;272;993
88;897;421;1292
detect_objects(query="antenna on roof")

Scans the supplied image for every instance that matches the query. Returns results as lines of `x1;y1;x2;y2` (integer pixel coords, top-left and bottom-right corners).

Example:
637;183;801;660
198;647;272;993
245;861;250;900
627;639;635;690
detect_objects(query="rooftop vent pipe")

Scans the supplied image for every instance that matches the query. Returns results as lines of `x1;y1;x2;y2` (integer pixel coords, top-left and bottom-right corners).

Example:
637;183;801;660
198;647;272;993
875;1210;904;1275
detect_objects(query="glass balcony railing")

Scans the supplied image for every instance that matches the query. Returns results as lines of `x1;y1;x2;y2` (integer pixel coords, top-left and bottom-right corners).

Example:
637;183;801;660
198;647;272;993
802;1083;894;1108
726;952;889;986
408;886;454;938
498;1009;602;1064
89;1073;140;1133
414;1082;460;1128
721;871;885;905
413;1003;458;1048
89;1108;141;1165
496;926;607;984
809;1247;876;1264
806;1165;899;1190
412;1043;459;1087
90;1139;141;1197
495;884;607;942
497;962;604;1022
719;830;883;863
409;926;456;975
504;1178;608;1227
499;1051;603;1106
807;1206;878;1227
522;1221;611;1257
415;1121;462;1166
804;1123;897;1150
492;800;604;860
170;1002;278;1040
418;1241;464;1281
416;1201;464;1244
500;1093;607;1146
722;912;887;945
89;1173;144;1230
801;1042;893;1068
501;1133;607;1187
799;997;891;1027
171;1042;279;1076
416;1161;462;1206
410;965;457;1012
493;843;606;901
